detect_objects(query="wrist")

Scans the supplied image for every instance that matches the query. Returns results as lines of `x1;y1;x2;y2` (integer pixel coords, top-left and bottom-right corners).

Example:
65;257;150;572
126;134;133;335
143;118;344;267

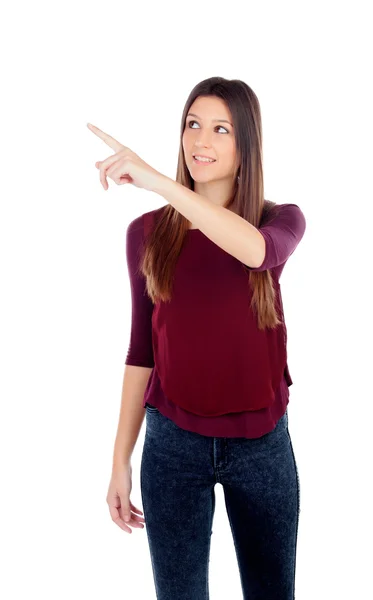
112;456;131;470
151;173;174;196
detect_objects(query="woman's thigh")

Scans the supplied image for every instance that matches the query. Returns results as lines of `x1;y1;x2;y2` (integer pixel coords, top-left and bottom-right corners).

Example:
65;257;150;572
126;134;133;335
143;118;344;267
140;404;217;600
221;410;300;600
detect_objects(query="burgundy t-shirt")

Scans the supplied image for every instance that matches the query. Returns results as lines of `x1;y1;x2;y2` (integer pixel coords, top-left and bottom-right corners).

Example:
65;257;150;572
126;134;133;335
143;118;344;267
125;202;306;438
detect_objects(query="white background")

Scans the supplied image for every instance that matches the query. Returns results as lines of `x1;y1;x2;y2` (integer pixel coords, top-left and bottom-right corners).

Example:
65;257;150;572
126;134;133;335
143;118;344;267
1;0;372;598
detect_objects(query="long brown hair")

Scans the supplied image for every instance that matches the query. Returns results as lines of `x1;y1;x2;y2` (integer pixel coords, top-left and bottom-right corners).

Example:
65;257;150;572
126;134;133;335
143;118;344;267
140;76;283;330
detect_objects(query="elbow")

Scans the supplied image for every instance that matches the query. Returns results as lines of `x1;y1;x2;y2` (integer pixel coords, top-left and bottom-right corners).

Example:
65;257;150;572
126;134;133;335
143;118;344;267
253;231;266;268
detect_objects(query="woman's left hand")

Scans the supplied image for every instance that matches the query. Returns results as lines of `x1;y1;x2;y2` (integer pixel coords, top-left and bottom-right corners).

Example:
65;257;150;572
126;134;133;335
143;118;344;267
87;123;164;192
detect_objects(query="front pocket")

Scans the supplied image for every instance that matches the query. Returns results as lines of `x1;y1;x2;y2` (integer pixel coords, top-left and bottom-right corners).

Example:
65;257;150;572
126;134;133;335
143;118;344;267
145;403;159;413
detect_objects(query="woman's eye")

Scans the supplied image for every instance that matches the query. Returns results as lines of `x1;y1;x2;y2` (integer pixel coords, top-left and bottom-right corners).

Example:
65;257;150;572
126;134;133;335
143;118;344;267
188;120;228;134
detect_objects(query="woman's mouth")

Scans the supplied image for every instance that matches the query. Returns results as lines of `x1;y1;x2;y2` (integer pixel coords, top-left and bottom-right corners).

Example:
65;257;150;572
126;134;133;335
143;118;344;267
193;156;217;166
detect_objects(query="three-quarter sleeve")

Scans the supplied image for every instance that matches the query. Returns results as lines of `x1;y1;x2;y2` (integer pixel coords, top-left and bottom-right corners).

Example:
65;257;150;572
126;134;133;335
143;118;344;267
124;214;155;368
245;203;306;272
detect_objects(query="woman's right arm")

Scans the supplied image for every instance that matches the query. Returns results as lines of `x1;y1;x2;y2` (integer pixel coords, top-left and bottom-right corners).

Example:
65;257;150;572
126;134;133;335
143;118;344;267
112;213;155;467
107;214;155;532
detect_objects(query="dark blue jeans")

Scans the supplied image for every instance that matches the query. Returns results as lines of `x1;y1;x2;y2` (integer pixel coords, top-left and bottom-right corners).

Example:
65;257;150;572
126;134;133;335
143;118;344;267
140;404;300;600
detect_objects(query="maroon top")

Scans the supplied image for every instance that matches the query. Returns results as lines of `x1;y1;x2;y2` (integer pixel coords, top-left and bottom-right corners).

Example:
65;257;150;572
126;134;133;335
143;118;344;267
125;202;306;438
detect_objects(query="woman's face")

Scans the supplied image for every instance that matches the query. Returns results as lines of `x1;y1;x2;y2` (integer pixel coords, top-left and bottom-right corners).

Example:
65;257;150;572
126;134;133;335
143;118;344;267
182;95;238;184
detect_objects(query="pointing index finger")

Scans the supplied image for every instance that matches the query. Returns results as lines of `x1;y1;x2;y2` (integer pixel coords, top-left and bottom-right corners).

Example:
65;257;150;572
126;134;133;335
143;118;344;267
87;123;125;152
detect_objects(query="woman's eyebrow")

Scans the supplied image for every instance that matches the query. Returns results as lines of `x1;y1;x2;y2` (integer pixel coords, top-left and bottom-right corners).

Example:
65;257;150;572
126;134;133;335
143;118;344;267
187;113;233;127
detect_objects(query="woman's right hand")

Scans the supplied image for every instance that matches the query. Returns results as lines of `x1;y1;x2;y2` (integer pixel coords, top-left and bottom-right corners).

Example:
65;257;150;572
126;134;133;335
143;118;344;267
106;462;146;534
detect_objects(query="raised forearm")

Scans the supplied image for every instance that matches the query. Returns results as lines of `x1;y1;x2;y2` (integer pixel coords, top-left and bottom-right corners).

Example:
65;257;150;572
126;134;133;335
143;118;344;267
153;176;265;269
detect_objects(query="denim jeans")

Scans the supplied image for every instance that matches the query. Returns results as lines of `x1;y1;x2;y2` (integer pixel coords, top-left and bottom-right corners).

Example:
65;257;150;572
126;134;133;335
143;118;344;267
140;404;300;600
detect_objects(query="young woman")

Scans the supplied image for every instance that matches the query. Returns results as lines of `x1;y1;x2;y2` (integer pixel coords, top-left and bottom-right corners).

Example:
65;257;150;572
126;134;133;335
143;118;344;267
92;76;306;599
